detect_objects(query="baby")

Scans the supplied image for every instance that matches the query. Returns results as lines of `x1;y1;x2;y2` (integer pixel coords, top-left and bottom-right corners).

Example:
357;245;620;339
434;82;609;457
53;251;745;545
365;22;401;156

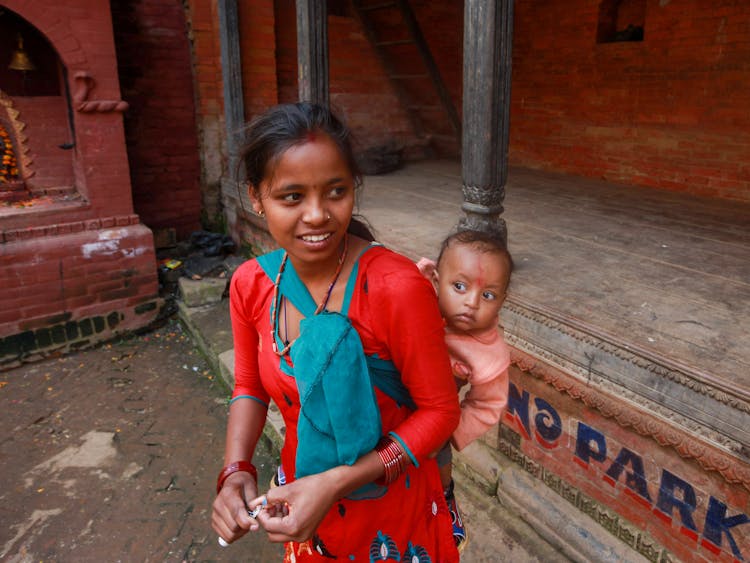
417;228;513;551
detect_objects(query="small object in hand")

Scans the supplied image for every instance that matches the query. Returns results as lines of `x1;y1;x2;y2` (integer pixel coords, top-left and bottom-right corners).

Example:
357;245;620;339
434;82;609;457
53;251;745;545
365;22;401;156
218;537;229;548
248;496;268;519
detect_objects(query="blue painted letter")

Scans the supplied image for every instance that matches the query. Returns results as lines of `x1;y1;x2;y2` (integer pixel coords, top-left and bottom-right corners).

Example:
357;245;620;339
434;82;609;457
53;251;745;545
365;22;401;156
507;383;531;439
604;447;652;503
655;470;698;533
574;422;607;467
533;397;562;447
702;496;749;561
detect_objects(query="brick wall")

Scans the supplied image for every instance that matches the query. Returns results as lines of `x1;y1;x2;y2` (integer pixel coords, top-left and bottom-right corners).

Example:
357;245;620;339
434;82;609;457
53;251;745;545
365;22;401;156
183;0;225;228
1;1;160;358
274;1;417;152
189;1;748;208
11;97;75;189
328;12;415;150
239;0;278;119
182;0;279;227
0;220;159;366
269;1;465;155
111;0;202;239
511;0;750;202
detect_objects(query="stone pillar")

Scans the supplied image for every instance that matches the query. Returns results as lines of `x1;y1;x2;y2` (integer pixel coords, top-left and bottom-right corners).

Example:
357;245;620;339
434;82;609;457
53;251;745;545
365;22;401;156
296;0;329;106
460;0;514;244
218;0;245;180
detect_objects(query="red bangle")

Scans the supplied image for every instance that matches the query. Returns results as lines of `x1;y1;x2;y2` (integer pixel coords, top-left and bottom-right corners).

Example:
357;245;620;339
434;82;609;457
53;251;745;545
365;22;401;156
375;437;407;485
216;461;258;494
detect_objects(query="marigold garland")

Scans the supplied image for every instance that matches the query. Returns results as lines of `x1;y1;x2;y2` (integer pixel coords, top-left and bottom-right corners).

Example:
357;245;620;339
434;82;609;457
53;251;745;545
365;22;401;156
0;123;19;184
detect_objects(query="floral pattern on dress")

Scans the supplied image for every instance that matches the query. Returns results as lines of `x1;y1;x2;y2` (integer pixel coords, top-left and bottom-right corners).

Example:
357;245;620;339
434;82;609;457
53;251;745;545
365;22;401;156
369;531;400;562
401;542;432;563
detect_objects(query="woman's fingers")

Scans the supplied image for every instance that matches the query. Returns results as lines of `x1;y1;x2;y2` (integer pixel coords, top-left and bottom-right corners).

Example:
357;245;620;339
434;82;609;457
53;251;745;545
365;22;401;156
252;476;335;543
255;507;301;543
252;489;302;542
211;495;250;543
210;472;261;544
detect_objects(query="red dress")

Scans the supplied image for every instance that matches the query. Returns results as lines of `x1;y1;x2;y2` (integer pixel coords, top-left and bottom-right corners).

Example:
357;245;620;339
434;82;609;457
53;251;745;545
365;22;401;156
230;245;461;562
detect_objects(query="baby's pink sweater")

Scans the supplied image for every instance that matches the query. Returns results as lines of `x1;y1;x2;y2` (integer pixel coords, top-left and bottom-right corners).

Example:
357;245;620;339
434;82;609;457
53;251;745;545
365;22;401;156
416;257;510;450
445;326;510;450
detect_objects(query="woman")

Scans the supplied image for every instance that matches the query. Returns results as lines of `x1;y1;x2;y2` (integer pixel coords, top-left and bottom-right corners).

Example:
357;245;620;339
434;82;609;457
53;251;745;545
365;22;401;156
211;102;461;562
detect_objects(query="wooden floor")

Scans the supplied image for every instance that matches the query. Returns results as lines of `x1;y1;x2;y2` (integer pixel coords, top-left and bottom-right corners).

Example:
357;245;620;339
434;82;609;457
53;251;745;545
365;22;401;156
360;161;750;393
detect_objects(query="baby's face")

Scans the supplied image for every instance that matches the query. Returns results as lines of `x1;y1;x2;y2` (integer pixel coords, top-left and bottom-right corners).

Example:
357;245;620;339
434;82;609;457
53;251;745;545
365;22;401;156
435;243;508;334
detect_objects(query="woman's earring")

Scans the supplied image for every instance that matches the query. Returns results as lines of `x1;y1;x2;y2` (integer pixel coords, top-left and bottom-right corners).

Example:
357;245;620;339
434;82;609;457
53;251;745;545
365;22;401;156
257;209;265;218
326;213;331;220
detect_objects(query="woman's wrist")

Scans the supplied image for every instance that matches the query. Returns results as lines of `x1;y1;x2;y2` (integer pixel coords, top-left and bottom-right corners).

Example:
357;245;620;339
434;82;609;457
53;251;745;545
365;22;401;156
374;436;407;485
216;460;258;494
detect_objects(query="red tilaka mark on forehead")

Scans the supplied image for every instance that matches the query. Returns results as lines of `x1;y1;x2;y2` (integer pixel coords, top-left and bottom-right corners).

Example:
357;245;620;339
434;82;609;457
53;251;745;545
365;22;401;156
474;253;485;287
306;131;317;142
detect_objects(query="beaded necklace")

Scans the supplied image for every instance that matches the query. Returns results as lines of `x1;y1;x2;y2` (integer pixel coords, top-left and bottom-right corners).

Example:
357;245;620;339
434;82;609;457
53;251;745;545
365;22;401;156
270;235;349;356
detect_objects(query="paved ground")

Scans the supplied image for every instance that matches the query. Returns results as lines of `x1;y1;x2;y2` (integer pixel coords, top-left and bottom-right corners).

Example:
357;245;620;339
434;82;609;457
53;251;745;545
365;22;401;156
0;318;284;562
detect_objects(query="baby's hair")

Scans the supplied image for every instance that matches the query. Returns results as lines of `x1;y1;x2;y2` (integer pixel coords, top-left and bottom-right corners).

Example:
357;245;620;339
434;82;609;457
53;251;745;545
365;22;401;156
437;228;514;290
237;102;374;240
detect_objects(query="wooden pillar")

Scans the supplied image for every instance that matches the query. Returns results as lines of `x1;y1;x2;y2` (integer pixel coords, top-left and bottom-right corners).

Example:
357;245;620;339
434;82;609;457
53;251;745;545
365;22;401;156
460;0;513;243
218;0;245;180
296;0;329;106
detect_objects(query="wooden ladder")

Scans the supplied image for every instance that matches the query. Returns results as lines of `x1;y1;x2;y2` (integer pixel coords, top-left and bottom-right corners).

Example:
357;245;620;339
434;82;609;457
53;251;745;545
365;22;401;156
351;0;462;155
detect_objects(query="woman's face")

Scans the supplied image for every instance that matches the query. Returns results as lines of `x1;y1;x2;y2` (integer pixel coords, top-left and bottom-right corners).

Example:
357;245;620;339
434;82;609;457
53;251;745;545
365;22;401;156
252;134;355;270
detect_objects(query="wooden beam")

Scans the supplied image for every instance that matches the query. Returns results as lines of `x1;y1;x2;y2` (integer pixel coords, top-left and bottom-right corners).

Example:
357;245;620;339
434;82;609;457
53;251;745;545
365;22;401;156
297;0;329;107
460;0;513;243
217;0;245;179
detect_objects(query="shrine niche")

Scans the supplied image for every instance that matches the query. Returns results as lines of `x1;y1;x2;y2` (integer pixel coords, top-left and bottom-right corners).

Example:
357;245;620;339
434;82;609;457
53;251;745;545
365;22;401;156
0;7;74;196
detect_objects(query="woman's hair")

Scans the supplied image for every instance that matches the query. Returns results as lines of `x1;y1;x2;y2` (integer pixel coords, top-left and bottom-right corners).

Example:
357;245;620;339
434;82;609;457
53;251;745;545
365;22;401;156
238;102;374;240
436;228;514;290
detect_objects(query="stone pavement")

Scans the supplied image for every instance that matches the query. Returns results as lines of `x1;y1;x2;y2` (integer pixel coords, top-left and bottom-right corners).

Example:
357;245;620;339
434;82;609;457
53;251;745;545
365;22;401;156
0;318;283;562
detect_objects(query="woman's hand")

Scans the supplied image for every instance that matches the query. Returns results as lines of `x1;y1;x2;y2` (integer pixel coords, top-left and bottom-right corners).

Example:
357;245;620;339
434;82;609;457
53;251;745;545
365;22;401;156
253;472;339;543
211;471;260;545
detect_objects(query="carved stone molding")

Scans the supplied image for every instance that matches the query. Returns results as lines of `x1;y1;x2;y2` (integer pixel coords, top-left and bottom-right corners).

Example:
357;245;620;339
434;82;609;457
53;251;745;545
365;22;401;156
498;437;673;562
503;297;750;457
510;347;750;491
505;298;750;412
73;72;129;113
0;89;34;180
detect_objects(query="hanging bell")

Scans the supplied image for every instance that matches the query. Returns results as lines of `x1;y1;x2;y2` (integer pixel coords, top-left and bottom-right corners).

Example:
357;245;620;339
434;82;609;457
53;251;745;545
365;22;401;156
8;34;36;72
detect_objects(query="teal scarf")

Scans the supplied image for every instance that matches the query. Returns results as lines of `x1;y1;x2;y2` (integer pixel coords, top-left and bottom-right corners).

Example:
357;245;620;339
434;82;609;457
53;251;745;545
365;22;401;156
257;247;414;498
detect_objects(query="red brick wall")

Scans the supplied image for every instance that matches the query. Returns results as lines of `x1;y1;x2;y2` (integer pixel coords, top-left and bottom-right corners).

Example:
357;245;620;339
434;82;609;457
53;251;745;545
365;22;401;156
183;0;278;227
111;0;202;239
1;1;159;356
511;0;750;202
11;97;75;189
272;1;464;155
274;1;416;151
0;221;159;366
273;0;298;105
183;0;225;226
328;13;414;149
239;0;278;119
